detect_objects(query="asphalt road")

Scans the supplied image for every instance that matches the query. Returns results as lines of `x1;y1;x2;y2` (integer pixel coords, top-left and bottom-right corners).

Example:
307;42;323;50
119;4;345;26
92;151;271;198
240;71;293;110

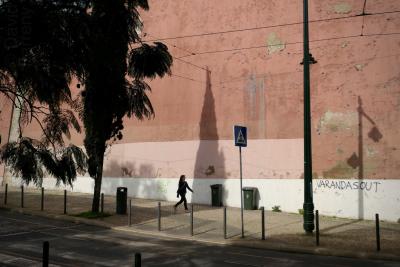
0;209;399;267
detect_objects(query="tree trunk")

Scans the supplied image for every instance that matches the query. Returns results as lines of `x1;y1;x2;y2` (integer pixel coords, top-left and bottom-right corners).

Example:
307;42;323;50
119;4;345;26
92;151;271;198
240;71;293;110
91;153;104;212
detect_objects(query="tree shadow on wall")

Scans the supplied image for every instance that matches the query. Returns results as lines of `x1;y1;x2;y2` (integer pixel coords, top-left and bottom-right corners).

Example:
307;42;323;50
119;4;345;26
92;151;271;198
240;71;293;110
101;160;169;204
103;160;158;178
346;96;383;219
192;68;226;205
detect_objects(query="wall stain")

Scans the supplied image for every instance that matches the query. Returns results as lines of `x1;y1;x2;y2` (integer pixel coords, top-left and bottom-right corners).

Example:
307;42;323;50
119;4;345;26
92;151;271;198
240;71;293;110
323;161;356;178
245;74;258;118
157;180;171;194
334;3;352;14
317;111;357;133
354;64;366;71
103;160;157;178
204;165;215;176
341;41;350;48
364;160;378;177
244;73;266;138
366;146;377;157
266;32;285;54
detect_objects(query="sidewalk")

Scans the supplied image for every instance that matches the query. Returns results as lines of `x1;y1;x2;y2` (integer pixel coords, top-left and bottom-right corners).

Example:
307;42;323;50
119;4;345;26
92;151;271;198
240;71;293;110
1;185;399;261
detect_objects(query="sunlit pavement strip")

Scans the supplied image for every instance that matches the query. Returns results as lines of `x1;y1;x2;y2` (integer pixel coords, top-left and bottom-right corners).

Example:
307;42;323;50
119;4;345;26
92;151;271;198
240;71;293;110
114;226;230;246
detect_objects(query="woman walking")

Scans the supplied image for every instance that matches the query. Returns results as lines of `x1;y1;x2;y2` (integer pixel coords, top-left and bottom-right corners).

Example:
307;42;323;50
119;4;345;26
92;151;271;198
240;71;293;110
174;175;193;211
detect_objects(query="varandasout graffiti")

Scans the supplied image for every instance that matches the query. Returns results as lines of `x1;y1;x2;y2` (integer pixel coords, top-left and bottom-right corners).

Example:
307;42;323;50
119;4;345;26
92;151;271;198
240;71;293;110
316;180;381;192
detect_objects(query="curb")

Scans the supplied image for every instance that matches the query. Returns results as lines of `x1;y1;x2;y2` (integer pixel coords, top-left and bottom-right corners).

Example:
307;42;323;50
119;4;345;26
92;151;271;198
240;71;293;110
113;225;400;262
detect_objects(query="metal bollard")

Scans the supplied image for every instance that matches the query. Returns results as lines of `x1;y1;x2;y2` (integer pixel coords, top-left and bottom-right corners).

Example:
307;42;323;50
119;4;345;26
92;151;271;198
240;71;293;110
41;187;44;211
157;202;161;231
223;207;227;239
63;190;67;214
261;207;265;240
4;184;7;205
128;198;132;226
190;204;194;236
134;252;141;267
376;213;380;251
101;193;104;213
43;241;49;267
21;185;24;208
316;210;320;246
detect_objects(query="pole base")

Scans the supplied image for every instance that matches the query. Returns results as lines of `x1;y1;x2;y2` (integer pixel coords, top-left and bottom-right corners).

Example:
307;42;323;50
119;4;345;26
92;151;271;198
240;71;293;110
303;202;315;233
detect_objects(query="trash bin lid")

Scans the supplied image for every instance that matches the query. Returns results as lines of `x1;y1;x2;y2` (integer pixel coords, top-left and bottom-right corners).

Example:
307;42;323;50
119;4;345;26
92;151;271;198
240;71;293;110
117;187;127;191
210;184;222;188
242;187;257;191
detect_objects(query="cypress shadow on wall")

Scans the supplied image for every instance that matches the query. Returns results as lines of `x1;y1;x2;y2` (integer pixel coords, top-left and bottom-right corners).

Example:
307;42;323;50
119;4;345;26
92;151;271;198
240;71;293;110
193;67;226;205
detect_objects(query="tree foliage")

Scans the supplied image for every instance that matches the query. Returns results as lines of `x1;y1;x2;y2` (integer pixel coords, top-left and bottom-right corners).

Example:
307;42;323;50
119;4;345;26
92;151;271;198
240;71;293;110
0;0;173;212
0;0;89;186
1;137;87;186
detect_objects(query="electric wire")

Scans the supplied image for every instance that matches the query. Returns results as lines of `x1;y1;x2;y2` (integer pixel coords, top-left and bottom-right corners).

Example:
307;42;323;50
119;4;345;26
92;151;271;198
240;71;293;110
178;32;400;57
143;10;400;42
143;6;400;86
144;8;400;69
144;33;198;57
143;33;208;71
173;57;208;71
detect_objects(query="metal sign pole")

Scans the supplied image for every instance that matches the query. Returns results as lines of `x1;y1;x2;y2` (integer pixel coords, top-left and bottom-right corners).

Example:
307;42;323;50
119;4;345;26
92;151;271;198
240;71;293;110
234;125;247;239
240;146;244;238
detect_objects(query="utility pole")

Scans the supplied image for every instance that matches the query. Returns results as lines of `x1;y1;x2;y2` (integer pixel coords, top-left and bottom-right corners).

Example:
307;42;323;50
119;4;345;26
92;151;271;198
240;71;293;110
303;0;315;233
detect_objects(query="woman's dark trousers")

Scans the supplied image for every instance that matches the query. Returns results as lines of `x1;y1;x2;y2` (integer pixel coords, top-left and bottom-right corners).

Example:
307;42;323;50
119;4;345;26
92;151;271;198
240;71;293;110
175;193;188;210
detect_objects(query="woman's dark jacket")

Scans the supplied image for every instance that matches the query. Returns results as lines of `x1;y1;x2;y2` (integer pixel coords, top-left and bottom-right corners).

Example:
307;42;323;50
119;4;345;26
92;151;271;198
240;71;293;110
177;181;193;195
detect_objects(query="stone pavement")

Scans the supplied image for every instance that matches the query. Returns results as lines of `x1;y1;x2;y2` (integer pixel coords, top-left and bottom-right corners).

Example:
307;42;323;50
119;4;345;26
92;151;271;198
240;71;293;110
1;185;399;262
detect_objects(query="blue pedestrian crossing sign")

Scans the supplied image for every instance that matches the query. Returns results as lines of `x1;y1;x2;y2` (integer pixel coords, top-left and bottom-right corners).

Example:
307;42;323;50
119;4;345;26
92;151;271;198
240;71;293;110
234;125;247;147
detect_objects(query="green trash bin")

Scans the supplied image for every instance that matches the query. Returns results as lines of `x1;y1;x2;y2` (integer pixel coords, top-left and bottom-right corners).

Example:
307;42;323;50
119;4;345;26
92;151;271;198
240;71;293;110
210;184;223;206
243;187;257;210
116;187;127;214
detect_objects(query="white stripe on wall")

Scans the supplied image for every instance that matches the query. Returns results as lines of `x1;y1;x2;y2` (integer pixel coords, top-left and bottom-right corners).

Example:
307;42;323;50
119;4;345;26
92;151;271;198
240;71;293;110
8;176;400;222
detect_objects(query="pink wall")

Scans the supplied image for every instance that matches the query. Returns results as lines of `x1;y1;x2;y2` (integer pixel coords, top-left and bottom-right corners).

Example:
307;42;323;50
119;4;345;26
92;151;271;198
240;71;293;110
1;0;399;180
102;139;304;179
126;0;399;179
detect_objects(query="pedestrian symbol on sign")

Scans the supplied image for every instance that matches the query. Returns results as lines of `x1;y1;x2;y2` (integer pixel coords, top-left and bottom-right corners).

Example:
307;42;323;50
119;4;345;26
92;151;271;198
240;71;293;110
234;125;247;147
237;130;246;144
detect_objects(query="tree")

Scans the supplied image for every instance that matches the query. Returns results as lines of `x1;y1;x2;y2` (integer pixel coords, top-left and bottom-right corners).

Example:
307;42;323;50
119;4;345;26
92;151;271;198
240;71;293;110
0;0;173;212
0;0;89;186
81;0;172;212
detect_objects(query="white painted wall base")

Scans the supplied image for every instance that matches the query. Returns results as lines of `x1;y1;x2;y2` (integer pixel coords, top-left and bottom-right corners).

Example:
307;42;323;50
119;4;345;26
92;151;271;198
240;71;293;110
6;176;400;222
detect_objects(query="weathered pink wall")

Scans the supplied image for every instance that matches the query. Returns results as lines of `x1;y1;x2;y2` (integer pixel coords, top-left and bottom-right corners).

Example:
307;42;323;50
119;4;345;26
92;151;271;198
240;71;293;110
124;0;399;179
1;0;399;180
102;139;304;179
